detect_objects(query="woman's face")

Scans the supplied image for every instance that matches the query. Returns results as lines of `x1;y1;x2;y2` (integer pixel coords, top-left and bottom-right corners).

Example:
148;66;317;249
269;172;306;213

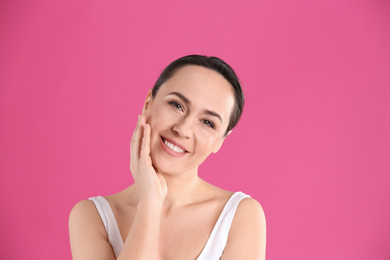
144;65;235;175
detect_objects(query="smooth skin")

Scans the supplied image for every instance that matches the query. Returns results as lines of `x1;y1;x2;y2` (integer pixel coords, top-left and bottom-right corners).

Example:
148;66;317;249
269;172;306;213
69;65;266;260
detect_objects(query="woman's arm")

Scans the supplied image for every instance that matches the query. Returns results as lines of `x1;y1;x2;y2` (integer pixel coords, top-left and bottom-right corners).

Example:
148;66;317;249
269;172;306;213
221;198;267;260
117;115;166;259
69;115;166;260
117;200;162;259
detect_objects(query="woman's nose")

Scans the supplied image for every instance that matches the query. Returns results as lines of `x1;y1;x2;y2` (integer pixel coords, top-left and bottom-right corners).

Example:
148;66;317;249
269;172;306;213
172;117;193;138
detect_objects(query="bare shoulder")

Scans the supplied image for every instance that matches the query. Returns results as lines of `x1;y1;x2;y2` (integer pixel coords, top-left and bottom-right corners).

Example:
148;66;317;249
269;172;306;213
232;197;266;236
69;199;116;260
70;199;100;222
69;199;106;234
222;197;267;260
236;197;266;221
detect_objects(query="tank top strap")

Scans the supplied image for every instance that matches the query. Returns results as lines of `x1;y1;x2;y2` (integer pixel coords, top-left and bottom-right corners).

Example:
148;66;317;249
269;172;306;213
89;196;124;258
197;192;251;259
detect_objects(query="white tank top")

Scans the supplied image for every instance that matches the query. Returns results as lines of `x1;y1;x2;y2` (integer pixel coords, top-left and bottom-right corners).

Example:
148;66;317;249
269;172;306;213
89;192;250;259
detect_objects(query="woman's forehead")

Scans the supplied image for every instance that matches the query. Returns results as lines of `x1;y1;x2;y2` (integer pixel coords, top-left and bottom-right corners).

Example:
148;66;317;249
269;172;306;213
158;65;234;99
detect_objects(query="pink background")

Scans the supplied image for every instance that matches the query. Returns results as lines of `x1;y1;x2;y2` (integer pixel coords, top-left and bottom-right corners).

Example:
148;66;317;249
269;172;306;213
1;0;389;259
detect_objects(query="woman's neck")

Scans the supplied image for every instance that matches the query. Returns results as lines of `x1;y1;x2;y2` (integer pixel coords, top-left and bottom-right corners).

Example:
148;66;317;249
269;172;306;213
159;169;204;210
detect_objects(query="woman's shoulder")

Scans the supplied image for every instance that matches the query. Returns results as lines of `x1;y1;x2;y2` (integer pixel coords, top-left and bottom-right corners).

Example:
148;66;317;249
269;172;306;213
69;196;122;259
200;181;266;228
69;198;113;256
218;189;264;219
199;179;257;204
222;193;266;258
68;186;132;235
69;197;99;220
69;198;106;235
235;195;265;219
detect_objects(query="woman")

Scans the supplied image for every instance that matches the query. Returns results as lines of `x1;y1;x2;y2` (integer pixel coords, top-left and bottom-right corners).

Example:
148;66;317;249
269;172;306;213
69;55;266;260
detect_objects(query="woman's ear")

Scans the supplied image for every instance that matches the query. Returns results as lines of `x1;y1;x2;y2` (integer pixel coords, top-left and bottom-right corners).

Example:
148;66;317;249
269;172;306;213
212;130;232;153
142;89;153;116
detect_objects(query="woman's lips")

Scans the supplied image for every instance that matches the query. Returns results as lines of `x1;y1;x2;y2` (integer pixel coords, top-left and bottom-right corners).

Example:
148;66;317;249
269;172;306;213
160;136;188;157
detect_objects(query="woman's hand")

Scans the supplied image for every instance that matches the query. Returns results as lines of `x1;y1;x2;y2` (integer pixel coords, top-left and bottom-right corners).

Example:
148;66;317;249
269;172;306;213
130;114;167;204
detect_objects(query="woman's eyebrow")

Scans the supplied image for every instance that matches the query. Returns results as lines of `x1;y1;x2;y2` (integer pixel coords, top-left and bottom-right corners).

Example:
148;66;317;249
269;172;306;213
205;110;222;123
168;91;222;123
169;92;191;104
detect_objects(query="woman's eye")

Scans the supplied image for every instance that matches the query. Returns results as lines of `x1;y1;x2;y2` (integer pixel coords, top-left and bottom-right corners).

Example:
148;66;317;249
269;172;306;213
202;119;215;128
169;101;183;111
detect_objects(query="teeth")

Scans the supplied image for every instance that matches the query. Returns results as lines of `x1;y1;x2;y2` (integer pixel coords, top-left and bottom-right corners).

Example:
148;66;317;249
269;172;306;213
164;139;185;153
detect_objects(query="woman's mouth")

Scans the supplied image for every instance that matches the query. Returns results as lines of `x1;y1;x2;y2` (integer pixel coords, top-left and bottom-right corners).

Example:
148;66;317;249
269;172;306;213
161;137;188;154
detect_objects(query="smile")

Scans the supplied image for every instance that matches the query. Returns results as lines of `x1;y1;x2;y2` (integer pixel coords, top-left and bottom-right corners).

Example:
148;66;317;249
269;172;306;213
160;137;188;156
164;139;185;153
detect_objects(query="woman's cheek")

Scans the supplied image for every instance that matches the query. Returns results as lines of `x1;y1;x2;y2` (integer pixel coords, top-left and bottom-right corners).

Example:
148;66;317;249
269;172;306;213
197;124;220;139
197;128;218;147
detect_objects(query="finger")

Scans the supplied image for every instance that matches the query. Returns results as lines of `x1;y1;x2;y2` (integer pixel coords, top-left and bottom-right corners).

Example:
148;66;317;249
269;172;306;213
130;115;143;162
140;123;151;163
131;114;141;138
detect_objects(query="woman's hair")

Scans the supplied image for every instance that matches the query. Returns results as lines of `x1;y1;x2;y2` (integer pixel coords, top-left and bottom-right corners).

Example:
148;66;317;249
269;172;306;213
152;54;244;136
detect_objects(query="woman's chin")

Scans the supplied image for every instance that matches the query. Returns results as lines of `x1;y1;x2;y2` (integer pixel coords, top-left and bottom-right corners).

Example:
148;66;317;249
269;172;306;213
150;150;199;177
150;157;177;175
151;158;192;177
